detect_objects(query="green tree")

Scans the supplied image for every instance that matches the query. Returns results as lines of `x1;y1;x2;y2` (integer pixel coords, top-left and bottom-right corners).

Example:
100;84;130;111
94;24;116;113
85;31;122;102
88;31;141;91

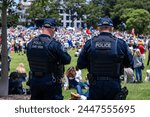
96;0;117;16
7;8;19;27
26;0;60;22
0;4;19;27
111;0;150;28
0;0;16;96
84;0;102;28
124;9;150;34
84;0;117;28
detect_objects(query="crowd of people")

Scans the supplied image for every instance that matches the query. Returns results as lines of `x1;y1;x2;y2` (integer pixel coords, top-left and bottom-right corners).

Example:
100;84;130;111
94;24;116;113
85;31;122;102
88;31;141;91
1;18;150;100
6;26;95;54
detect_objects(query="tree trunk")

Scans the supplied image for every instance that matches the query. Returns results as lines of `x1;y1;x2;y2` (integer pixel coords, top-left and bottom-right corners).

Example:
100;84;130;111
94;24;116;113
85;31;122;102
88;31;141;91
0;1;9;96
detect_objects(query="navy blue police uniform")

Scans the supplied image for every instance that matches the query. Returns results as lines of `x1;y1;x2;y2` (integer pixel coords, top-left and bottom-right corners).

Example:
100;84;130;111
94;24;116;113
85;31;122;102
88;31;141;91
77;18;133;100
27;18;71;100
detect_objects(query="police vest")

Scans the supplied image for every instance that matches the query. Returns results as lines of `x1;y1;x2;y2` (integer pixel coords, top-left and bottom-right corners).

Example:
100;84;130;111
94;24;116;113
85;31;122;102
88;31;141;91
89;35;122;79
27;36;56;73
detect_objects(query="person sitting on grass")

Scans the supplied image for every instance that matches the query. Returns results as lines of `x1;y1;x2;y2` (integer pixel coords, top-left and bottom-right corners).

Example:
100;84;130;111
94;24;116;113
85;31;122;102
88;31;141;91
64;66;89;95
9;71;24;95
75;66;89;90
16;63;27;82
145;70;150;82
70;75;89;100
64;66;78;90
124;67;134;83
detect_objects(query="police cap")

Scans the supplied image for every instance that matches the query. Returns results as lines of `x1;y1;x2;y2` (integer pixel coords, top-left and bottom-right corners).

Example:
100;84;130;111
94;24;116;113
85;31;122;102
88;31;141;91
98;17;113;27
43;18;56;28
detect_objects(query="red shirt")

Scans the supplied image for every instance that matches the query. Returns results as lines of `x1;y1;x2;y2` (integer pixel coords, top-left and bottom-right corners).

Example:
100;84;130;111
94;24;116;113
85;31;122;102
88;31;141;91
138;45;145;54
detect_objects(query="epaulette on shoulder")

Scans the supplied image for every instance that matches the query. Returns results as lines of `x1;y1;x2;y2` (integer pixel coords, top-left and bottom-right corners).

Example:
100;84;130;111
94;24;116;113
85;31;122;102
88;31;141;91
110;35;117;40
52;38;61;45
91;35;100;41
117;37;126;42
94;34;100;38
117;38;127;45
31;36;38;41
112;35;116;38
111;35;126;43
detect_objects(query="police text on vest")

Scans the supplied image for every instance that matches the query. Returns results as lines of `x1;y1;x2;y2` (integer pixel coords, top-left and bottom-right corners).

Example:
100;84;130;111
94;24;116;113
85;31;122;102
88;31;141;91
95;42;111;49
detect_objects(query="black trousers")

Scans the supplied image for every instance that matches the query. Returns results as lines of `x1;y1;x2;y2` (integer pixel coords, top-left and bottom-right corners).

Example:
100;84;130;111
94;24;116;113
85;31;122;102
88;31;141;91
88;80;121;100
30;83;63;100
30;76;63;100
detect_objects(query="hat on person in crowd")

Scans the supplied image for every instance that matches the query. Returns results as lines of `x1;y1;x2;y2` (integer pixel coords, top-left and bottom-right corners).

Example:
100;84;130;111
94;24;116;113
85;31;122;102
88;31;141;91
138;41;144;45
43;18;57;28
98;17;113;27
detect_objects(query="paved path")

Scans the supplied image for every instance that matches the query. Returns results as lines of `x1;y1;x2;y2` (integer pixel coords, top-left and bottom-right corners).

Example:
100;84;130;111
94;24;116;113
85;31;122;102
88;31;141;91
0;95;30;100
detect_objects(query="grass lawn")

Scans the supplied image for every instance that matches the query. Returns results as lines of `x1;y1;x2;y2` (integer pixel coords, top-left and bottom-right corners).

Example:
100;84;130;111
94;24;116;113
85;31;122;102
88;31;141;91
9;49;150;100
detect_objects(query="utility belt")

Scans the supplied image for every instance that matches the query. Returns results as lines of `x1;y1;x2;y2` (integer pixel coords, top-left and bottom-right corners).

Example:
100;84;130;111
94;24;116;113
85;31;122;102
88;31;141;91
30;71;62;83
87;73;117;81
32;72;50;77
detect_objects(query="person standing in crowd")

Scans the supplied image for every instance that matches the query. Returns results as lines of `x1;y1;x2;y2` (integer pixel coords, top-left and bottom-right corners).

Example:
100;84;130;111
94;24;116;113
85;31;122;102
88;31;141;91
77;17;133;100
138;41;145;60
133;49;143;82
26;18;71;100
147;40;150;65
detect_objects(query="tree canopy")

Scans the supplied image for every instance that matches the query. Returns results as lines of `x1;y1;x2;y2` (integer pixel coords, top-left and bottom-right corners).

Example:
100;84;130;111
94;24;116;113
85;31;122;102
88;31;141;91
25;0;60;21
1;0;150;34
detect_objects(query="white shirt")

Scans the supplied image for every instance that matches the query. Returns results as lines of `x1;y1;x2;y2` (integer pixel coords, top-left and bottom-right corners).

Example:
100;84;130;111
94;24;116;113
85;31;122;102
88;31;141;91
75;70;82;82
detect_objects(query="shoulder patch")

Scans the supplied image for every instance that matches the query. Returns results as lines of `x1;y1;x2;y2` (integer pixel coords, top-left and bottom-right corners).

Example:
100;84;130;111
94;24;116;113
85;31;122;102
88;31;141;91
31;39;44;49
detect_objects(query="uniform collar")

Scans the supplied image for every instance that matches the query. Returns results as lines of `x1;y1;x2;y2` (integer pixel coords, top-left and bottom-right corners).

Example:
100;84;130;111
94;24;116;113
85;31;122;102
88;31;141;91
99;32;112;36
39;34;51;38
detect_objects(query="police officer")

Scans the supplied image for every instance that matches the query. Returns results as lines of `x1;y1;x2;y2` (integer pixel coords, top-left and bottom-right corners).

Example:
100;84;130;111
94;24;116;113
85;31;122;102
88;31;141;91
27;18;71;100
77;17;133;100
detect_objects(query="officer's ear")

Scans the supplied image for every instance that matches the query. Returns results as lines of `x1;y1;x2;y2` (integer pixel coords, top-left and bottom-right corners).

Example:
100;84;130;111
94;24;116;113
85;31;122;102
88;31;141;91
108;27;113;32
111;27;114;32
50;27;56;32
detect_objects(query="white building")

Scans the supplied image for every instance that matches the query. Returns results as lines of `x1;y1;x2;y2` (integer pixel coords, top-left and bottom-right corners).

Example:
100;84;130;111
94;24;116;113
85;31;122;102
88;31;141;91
19;0;84;28
59;0;84;28
59;8;83;28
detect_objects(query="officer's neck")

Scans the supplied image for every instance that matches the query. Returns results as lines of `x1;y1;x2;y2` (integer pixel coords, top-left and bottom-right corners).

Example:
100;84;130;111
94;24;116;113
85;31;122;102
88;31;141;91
100;30;111;33
42;30;54;37
100;31;112;35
